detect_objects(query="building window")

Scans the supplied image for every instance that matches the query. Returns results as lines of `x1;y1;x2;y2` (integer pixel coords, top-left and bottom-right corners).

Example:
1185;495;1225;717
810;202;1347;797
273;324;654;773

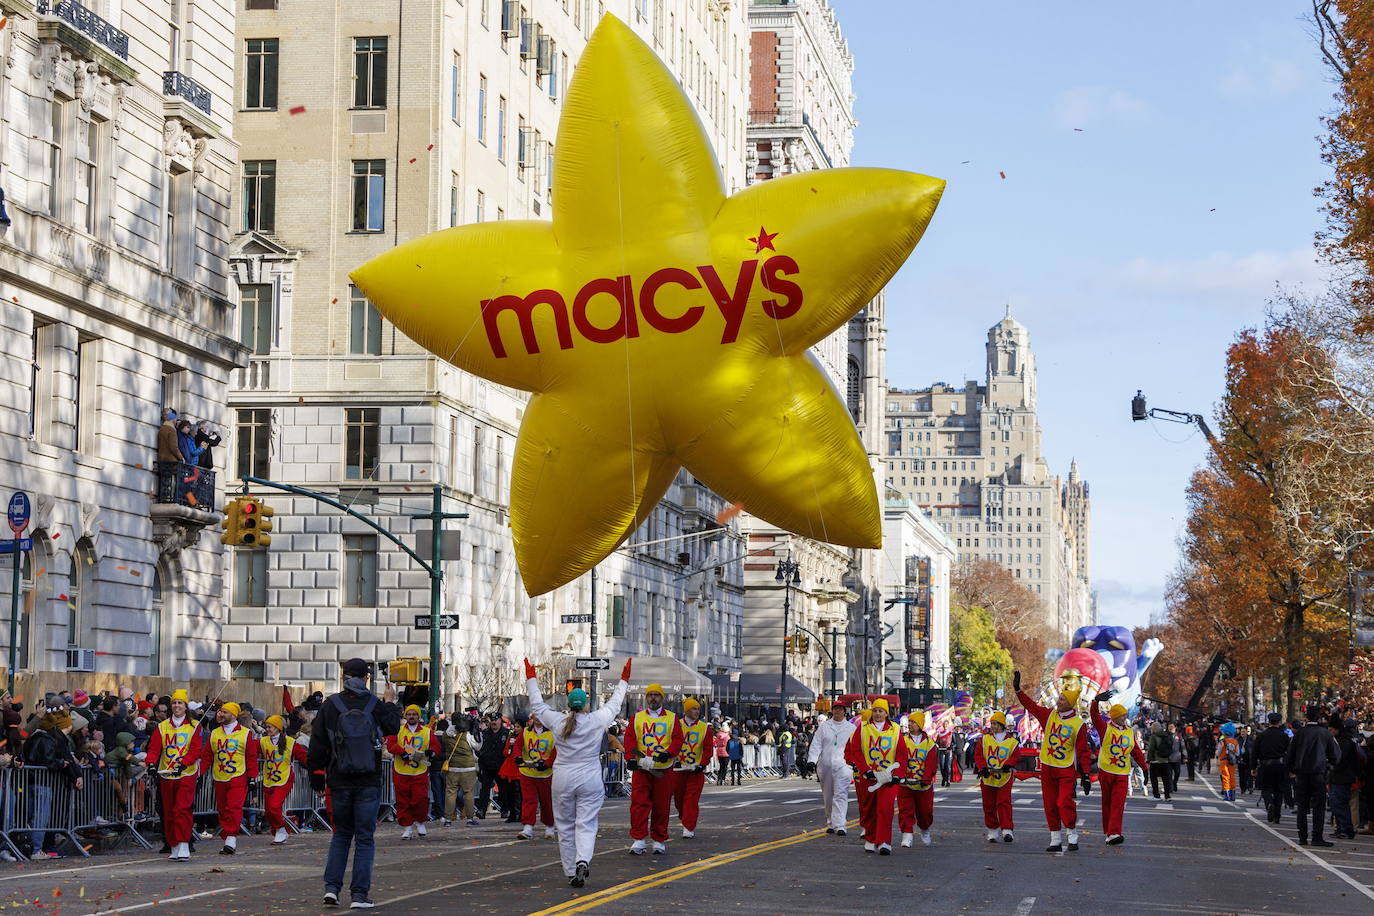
450;52;461;122
349;284;382;355
74;337;99;454
351;159;385;232
344;407;380;480
70;537;95;648
233;549;268;606
471;423;483;495
242;160;276;232
343;534;378;606
169;0;185;69
477;75;487;143
245;0;277;8
245;39;279;110
449;172;459;227
149;567;165;676
77;117;103;234
447;416;459;486
353;37;388;109
165;170;189;275
47;99;65;217
608;594;625;637
239;283;272;354
496;95;507;161
548;49;559;100
236;407;271;479
475;189;485;222
495;434;505;503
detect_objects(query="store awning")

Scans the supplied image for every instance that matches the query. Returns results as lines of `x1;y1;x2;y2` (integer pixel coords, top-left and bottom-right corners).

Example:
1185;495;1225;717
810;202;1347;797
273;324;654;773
736;672;816;704
607;656;712;694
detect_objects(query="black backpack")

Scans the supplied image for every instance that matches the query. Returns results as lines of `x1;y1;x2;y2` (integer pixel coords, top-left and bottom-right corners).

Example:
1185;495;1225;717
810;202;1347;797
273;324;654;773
330;694;381;776
1156;731;1174;758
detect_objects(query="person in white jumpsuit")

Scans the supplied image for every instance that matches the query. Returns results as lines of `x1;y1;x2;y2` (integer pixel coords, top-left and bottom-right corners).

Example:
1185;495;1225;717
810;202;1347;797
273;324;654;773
807;700;856;834
524;657;631;888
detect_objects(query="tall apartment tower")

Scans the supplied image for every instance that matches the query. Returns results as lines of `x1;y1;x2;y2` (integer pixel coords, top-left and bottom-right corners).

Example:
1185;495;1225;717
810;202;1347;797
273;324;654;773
223;1;753;699
0;0;239;682
884;310;1093;638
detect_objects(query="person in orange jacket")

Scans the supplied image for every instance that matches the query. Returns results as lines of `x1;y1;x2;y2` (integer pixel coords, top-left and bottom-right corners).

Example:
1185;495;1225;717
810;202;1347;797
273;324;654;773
897;711;938;847
623;683;684;856
515;712;557;840
200;701;258;855
1089;691;1148;846
974;710;1022;843
672;698;714;839
1014;671;1093;853
146;688;202;861
843;698;909;854
385;704;440;839
259;714;308;845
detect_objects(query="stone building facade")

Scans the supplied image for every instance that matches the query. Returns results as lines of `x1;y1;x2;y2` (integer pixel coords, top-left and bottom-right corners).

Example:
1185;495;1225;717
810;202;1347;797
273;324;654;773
222;0;752;697
883;311;1093;638
0;0;239;680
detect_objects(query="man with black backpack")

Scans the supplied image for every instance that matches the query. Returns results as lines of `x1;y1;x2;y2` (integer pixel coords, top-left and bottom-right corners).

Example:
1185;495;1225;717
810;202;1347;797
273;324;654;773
308;658;401;909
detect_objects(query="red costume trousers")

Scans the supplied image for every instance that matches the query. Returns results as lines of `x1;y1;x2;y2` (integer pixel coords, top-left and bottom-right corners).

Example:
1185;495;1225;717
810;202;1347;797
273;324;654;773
519;775;554;827
1039;766;1078;831
1099;771;1129;836
263;782;292;832
898;787;933;833
673;771;706;831
981;782;1014;829
860;782;899;845
159;776;196;846
855;776;874;836
630;769;677;842
393;771;431;827
214;777;248;838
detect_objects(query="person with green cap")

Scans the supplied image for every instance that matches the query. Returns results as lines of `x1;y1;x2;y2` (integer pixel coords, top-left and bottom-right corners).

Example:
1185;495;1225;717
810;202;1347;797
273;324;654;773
525;656;631;888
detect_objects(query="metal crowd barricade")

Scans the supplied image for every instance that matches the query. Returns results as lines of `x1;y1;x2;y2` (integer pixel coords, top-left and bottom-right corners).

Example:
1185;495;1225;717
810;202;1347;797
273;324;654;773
282;764;332;833
0;768;27;860
377;760;396;821
600;752;627;796
70;768;154;852
5;766;87;858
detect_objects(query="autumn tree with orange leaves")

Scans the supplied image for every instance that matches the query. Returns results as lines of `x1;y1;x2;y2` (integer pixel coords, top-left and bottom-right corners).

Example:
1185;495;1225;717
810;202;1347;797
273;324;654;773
952;558;1056;687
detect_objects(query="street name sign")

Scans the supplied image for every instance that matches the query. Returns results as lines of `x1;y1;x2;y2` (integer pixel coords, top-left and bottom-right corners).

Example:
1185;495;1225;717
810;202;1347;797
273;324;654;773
413;614;460;630
561;613;594;624
574;657;610;670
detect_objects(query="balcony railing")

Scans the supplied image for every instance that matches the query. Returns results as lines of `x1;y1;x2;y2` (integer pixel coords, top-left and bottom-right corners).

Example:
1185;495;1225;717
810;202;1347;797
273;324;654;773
36;0;129;60
747;108;835;169
155;461;217;511
163;71;212;117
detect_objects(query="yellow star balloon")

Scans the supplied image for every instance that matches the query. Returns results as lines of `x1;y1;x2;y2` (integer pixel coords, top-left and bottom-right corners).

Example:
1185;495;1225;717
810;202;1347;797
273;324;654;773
350;15;944;596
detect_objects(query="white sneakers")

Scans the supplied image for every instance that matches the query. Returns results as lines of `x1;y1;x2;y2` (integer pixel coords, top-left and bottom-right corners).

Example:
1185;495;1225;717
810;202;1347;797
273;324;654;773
629;838;647;855
1046;829;1063;853
168;841;190;861
878;843;892;855
1002;830;1015;843
864;841;876;853
987;829;1000;843
681;829;695;839
272;827;288;846
1066;828;1079;850
920;831;932;846
652;841;667;855
417;823;427;837
401;825;414;841
544;826;557;839
1105;834;1123;845
900;832;914;848
518;825;533;840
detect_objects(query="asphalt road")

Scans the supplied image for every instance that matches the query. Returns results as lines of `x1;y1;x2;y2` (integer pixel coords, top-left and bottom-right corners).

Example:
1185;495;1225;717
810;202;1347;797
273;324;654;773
3;773;1372;915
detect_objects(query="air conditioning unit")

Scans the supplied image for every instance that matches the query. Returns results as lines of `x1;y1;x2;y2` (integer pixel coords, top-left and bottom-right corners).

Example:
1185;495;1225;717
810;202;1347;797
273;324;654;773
66;647;96;672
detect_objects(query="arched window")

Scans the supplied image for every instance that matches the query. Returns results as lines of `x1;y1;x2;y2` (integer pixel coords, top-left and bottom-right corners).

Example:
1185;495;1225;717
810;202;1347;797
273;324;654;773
70;538;95;649
150;567;165;677
846;358;862;421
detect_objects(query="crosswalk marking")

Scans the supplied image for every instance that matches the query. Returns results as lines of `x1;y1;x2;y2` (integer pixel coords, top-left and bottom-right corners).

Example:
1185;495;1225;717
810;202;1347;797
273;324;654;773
1155;803;1174;810
782;799;811;805
1202;806;1220;813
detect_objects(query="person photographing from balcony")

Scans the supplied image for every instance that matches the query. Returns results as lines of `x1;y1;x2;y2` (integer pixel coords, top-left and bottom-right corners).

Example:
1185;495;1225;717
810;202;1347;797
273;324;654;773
524;657;631;888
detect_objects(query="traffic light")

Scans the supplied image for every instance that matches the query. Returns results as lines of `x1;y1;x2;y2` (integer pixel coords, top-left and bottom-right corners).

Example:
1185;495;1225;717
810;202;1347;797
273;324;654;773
220;497;243;545
238;496;274;547
798;636;810;654
565;678;584;693
783;635;795;654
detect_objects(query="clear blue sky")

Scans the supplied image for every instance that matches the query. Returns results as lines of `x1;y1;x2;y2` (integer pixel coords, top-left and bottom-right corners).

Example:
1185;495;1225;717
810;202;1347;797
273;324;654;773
832;1;1332;631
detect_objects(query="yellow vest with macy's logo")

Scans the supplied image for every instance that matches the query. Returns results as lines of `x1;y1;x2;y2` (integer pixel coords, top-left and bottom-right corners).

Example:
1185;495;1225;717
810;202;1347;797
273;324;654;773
260;735;297;788
518;727;555;778
1039;710;1083;770
634;710;678;770
1098;722;1136;776
678;721;709;767
393;725;432;776
209;725;249;782
861;722;900;770
980;733;1018;787
156;719;199;779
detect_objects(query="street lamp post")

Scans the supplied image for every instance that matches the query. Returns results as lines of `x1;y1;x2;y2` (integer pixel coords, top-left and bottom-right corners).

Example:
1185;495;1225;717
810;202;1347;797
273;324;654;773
776;555;801;722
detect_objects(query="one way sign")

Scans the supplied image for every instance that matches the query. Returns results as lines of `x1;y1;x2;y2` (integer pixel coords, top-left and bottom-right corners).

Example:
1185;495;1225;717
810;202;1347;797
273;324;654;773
413;614;460;630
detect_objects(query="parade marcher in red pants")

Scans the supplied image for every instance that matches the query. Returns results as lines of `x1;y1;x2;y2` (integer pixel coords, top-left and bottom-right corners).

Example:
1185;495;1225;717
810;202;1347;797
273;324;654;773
897;712;937;847
201;701;258;855
624;683;684;856
672;698;714;838
147;689;201;862
515;712;557;840
851;707;874;840
260;715;308;845
1089;691;1147;846
974;710;1022;843
844;699;909;855
385;705;440;839
1015;670;1093;853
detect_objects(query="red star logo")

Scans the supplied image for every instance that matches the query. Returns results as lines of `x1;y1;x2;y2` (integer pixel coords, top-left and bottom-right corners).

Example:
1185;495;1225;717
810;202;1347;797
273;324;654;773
748;226;779;253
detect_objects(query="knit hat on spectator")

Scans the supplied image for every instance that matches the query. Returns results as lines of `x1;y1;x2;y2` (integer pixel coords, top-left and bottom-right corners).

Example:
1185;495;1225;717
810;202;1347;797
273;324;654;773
70;712;89;732
252;708;267;723
134;716;148;731
41;708;73;732
72;690;90;708
137;700;154;714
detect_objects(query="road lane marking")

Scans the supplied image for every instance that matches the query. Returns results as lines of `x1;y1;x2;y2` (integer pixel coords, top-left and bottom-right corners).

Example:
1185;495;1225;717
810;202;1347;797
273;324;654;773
782;798;811;804
525;819;859;915
1202;778;1374;902
1201;806;1220;812
1154;803;1174;810
1014;897;1036;916
79;885;238;915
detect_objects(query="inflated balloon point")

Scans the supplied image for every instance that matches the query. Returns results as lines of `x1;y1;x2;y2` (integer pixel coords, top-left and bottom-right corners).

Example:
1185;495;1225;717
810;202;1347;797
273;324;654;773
350;14;945;595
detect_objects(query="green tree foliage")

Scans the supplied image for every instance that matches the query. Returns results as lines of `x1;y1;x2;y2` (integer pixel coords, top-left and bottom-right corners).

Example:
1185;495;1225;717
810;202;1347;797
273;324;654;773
951;602;1013;705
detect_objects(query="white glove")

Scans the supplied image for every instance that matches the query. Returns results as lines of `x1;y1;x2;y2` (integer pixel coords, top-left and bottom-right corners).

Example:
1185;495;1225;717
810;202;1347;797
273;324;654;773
639;756;656;771
874;764;896;787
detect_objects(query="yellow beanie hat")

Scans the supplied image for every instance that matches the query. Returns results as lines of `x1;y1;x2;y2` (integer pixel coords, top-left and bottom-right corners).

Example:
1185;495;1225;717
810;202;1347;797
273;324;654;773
220;702;242;717
265;715;286;731
990;710;1007;728
645;683;665;697
910;710;926;731
1108;703;1128;720
404;704;422;715
871;698;889;713
683;698;700;712
170;689;189;703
